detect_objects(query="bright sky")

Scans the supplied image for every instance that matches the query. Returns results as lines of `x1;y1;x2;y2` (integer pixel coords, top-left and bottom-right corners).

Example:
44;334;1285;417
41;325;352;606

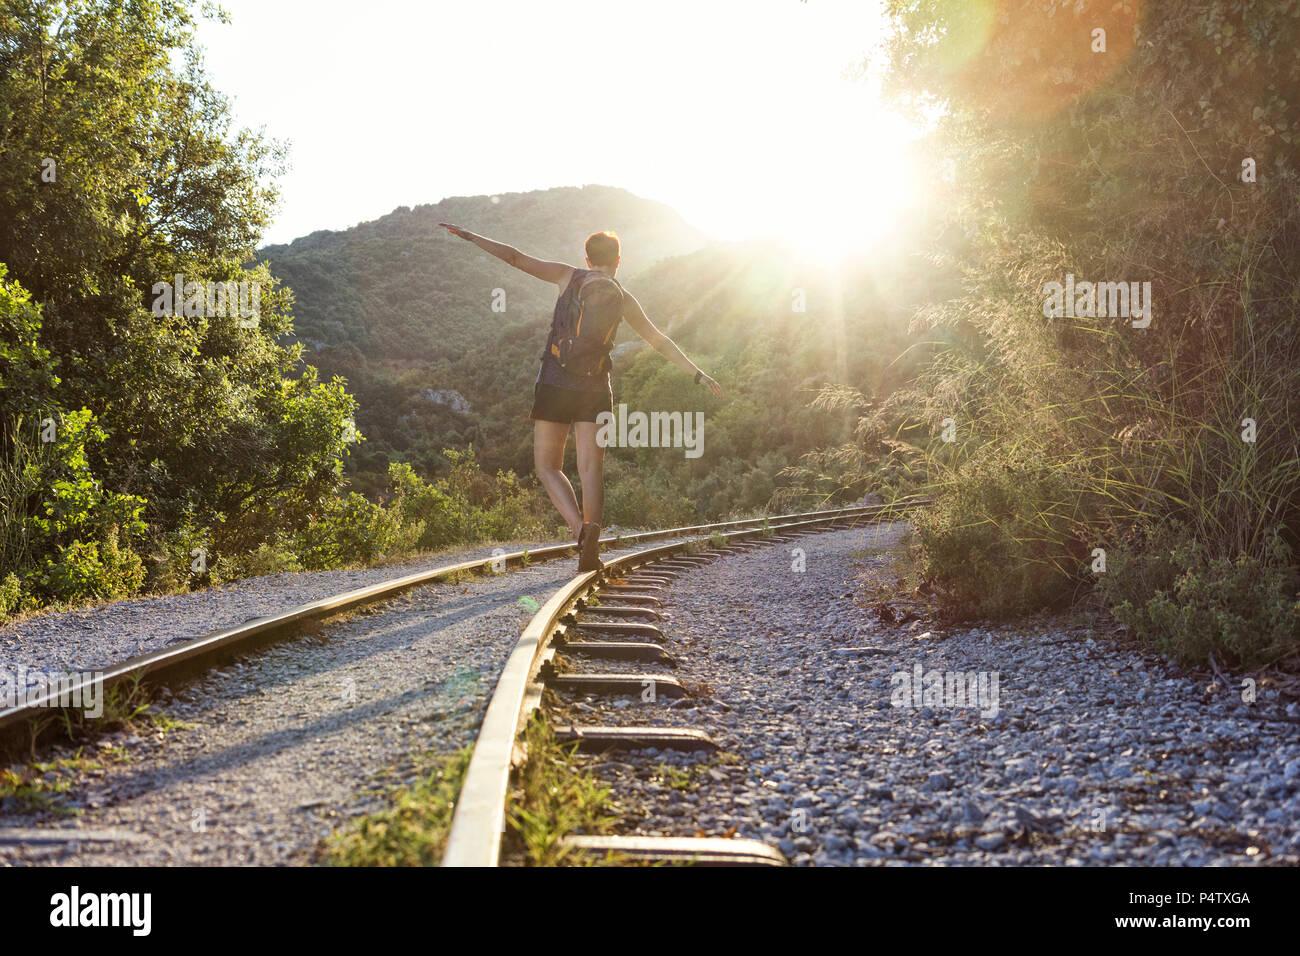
196;0;920;249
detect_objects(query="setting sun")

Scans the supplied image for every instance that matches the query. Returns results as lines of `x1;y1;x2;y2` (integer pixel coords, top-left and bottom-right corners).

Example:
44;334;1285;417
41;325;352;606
193;0;922;249
666;85;922;253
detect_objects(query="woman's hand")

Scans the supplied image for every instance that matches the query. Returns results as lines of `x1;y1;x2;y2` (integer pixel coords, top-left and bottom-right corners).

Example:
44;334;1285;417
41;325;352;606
439;222;475;241
698;372;723;397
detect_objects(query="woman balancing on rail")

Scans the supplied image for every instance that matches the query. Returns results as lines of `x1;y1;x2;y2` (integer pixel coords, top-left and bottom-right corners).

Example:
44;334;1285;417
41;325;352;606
438;224;723;572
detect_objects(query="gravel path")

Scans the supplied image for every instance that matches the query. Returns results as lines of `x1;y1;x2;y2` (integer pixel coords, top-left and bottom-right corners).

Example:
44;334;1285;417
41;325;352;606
0;529;645;676
554;522;1300;866
0;538;651;865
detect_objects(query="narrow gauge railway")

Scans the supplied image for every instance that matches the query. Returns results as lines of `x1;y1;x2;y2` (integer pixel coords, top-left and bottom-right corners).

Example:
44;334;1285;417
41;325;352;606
0;502;919;758
443;498;926;866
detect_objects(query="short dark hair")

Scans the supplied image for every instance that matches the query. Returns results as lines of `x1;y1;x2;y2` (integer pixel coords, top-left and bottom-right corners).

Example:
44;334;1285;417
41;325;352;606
585;231;620;266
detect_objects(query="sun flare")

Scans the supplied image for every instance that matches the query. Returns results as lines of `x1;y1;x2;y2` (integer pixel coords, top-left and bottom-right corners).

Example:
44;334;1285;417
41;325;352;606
651;65;923;255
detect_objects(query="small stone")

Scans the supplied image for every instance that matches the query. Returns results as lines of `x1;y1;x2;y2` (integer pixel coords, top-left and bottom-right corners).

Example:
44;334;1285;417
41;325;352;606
1212;802;1239;822
1004;758;1035;780
835;809;862;830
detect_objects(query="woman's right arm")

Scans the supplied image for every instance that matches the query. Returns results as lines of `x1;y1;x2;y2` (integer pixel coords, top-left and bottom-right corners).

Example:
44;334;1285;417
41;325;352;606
621;291;723;396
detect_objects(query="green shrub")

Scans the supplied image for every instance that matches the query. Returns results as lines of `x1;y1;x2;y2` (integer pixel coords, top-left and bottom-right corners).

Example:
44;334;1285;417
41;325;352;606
604;469;695;530
2;411;148;606
0;572;23;620
475;468;548;541
1098;523;1300;667
389;457;547;548
294;492;424;570
218;539;303;580
915;452;1085;619
388;460;465;549
33;528;146;603
143;525;215;592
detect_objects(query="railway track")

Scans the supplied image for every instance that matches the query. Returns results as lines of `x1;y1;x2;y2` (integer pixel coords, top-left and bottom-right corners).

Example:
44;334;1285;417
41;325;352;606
442;497;928;866
0;502;917;758
14;491;1290;871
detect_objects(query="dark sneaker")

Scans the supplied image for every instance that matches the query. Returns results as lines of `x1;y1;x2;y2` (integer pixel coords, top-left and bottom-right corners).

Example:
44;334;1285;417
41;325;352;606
578;521;604;572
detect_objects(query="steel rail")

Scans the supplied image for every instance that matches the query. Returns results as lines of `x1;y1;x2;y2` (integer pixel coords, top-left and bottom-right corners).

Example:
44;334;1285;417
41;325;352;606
0;499;923;750
441;496;927;866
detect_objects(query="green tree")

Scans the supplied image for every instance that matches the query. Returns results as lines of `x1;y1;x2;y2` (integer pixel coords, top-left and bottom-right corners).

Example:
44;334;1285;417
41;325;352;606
868;0;1300;662
0;0;357;574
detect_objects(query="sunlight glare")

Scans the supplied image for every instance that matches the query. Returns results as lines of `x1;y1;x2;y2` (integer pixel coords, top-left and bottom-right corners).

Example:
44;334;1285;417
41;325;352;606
667;86;919;255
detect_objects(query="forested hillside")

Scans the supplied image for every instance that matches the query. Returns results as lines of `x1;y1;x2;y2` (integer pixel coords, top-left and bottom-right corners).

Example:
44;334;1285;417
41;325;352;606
263;187;952;526
258;186;706;480
0;0;948;618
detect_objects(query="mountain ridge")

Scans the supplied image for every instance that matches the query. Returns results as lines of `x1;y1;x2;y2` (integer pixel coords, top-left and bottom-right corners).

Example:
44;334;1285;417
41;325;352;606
256;184;712;478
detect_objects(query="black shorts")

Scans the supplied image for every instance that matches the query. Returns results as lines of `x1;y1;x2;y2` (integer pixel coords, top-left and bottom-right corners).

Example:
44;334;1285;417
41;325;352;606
529;383;612;424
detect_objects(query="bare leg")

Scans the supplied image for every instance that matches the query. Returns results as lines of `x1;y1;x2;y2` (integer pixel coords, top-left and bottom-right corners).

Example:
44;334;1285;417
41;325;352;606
573;421;605;526
533;419;582;539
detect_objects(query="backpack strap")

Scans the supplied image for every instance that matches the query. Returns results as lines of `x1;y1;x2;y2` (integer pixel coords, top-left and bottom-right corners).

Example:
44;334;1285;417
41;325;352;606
578;270;623;300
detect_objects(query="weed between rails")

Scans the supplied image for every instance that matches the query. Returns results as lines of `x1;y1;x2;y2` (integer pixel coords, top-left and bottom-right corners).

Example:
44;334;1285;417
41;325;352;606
505;718;621;866
317;747;472;866
2;688;186;815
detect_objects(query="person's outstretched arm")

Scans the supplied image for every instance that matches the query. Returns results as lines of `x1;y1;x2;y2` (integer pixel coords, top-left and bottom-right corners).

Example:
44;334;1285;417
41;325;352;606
438;222;573;286
621;291;723;397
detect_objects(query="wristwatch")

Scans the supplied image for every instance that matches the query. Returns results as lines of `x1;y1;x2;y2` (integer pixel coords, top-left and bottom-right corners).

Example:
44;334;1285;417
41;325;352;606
694;370;703;385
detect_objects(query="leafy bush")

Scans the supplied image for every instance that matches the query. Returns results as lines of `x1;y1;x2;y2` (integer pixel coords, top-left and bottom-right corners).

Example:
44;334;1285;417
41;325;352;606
1098;523;1300;667
387;460;459;549
388;454;548;549
25;412;145;544
33;528;146;604
474;467;548;541
915;452;1086;619
1;409;148;606
604;465;695;529
217;539;303;581
143;525;215;593
0;572;23;620
433;447;549;543
294;492;423;571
